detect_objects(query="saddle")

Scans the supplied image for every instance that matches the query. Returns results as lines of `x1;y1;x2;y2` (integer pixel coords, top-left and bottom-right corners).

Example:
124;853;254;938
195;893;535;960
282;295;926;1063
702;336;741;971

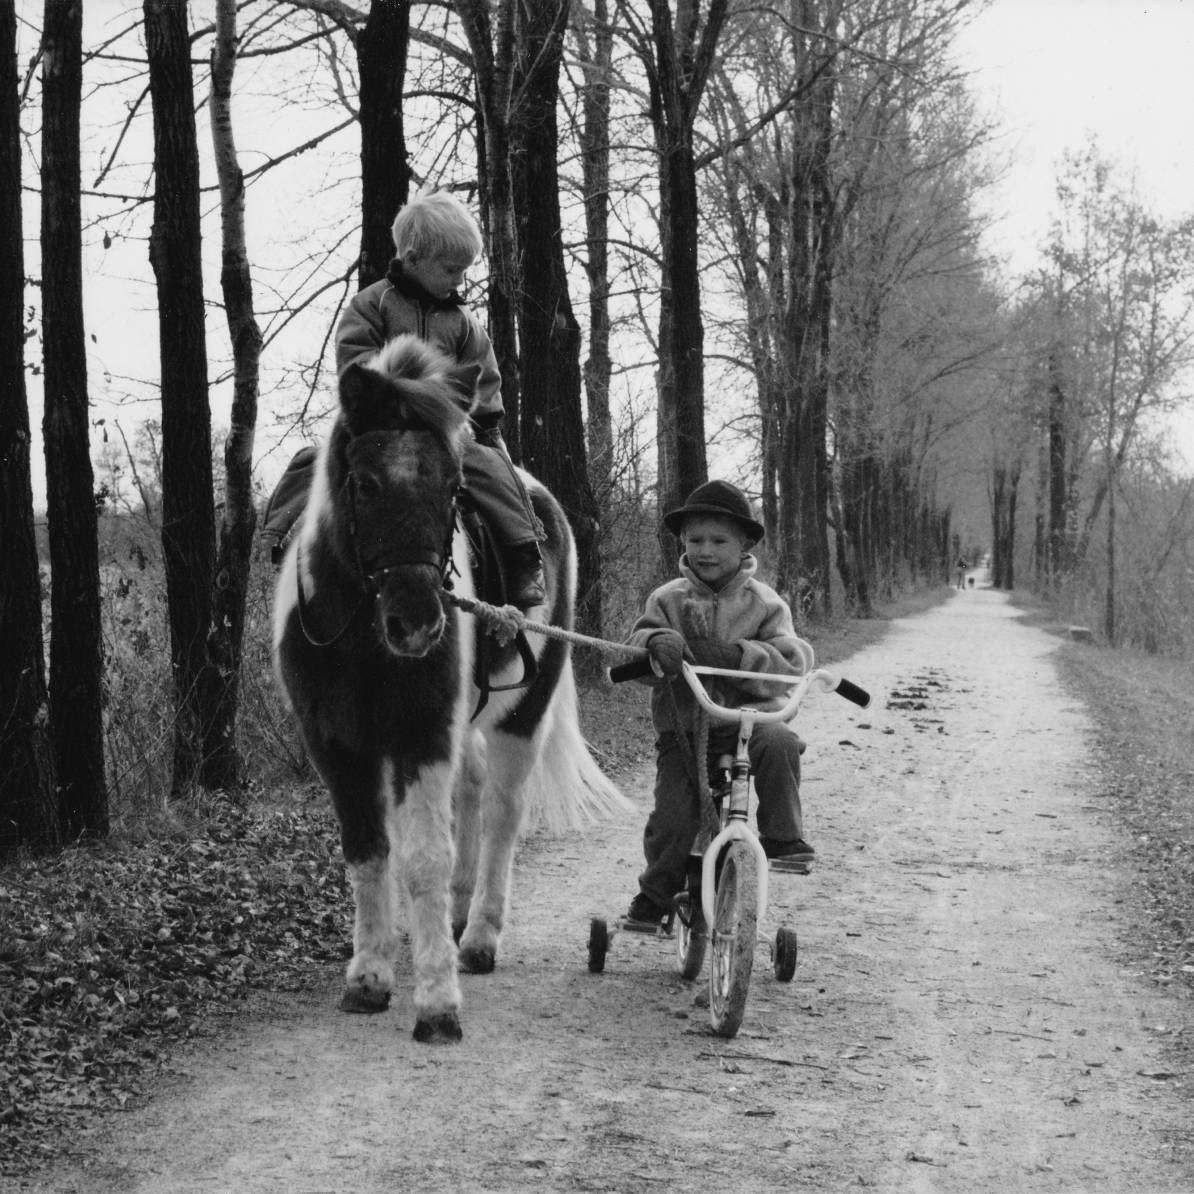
454;491;539;714
261;449;536;711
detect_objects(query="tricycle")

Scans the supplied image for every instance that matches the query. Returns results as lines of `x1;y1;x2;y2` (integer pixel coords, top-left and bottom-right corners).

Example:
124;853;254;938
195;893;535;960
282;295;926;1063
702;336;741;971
588;651;870;1038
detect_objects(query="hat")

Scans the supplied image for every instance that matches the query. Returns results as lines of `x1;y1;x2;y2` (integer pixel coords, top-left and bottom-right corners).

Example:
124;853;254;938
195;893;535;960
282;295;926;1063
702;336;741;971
663;480;764;543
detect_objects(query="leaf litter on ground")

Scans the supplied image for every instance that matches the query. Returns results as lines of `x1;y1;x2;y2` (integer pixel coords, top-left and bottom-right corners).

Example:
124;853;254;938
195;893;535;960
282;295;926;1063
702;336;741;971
0;791;349;1176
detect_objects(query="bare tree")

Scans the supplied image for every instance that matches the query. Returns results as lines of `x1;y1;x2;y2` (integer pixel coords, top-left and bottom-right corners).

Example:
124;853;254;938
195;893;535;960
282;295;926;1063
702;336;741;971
0;0;58;855
512;0;603;647
618;0;727;565
41;0;108;839
453;0;524;458
357;0;412;289
204;0;264;791
1044;142;1194;641
571;0;615;496
144;0;218;798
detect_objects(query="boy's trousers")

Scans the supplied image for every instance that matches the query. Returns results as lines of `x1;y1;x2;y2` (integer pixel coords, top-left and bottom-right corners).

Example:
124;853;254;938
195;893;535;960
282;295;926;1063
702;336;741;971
463;433;543;547
639;722;803;907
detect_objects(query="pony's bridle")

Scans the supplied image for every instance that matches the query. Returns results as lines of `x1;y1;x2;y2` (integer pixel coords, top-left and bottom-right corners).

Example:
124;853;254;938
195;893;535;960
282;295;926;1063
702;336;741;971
294;464;460;649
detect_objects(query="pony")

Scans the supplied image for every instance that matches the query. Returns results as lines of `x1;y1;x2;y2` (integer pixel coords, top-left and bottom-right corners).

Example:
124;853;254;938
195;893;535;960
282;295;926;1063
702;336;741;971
272;334;624;1043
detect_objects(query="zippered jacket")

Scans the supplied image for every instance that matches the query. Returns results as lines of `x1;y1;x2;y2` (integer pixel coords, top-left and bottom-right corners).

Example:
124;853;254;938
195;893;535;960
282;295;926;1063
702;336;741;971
627;554;805;735
335;259;503;423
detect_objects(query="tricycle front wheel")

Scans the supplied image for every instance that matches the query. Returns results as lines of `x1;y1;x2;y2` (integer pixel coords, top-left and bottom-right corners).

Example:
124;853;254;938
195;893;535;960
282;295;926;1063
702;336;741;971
709;840;758;1038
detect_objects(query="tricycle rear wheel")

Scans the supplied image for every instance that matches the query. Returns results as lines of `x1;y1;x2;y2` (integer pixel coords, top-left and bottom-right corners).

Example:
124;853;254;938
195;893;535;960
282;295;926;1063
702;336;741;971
773;925;798;982
588;917;609;973
675;893;707;980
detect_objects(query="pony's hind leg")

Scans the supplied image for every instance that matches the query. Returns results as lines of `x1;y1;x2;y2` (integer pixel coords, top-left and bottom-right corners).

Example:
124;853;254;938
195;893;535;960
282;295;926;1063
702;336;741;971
394;759;463;1042
457;729;535;974
450;730;486;942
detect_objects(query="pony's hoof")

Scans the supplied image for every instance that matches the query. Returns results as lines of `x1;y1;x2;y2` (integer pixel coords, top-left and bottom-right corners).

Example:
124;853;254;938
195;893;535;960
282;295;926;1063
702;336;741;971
413;1012;463;1043
338;986;391;1014
458;945;496;974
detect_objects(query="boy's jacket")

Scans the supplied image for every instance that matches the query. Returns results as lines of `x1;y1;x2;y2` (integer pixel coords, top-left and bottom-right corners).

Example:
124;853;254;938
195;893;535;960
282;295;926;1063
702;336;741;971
335;259;503;422
627;554;805;735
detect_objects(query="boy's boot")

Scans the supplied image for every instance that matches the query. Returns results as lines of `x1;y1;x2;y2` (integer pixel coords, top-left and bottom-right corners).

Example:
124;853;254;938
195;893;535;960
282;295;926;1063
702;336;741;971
507;542;546;609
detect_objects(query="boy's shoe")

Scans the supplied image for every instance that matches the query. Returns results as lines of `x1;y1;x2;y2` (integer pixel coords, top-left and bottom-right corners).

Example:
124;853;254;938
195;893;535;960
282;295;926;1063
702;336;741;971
625;892;668;925
507;543;546;609
760;836;815;862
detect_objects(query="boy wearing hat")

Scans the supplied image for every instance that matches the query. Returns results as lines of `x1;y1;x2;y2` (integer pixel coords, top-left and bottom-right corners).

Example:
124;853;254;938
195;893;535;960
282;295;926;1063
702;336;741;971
623;480;813;926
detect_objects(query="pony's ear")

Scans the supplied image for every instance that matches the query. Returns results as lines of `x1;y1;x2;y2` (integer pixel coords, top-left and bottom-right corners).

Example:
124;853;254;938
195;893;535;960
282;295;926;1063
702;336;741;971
444;363;482;411
339;363;389;429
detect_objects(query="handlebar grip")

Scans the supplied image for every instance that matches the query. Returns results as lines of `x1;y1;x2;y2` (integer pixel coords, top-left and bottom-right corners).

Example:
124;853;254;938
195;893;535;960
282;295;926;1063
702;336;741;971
609;657;653;683
835;677;871;708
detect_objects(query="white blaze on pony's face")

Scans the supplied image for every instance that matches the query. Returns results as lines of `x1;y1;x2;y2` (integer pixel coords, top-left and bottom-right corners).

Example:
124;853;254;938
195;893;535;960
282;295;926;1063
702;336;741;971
335;338;480;658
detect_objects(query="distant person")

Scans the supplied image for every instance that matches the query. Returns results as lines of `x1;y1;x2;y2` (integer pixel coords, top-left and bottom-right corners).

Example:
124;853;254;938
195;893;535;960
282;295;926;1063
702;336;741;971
621;481;812;926
335;190;546;608
955;556;967;590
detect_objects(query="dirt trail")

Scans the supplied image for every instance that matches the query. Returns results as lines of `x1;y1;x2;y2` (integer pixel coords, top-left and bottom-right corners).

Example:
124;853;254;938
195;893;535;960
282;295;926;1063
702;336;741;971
18;585;1194;1194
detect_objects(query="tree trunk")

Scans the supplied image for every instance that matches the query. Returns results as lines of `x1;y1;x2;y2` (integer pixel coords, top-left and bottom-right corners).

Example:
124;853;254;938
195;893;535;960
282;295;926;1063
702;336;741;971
454;0;523;460
356;0;410;290
204;0;263;792
632;0;727;569
41;0;108;841
144;0;218;800
574;0;614;501
1103;454;1116;644
511;0;603;653
0;0;58;855
779;1;836;615
1046;347;1068;583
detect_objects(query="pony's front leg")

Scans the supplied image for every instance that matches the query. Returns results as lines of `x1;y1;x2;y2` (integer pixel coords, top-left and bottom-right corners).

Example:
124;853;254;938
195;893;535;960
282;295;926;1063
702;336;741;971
457;730;532;974
319;748;398;1015
394;761;463;1043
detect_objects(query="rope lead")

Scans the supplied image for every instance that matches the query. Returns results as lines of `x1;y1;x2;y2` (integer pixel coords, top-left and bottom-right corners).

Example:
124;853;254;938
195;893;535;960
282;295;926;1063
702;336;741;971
441;589;645;660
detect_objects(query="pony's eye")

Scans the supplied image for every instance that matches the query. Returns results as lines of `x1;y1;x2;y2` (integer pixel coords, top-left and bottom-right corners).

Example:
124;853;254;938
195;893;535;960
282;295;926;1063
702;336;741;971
355;473;382;502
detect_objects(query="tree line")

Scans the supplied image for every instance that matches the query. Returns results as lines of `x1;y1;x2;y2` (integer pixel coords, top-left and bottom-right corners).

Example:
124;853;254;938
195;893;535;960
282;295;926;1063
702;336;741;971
3;0;1193;856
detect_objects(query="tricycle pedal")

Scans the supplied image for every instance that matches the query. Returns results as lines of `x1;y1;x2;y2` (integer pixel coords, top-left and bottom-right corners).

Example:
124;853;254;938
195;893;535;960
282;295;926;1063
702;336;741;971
769;858;811;875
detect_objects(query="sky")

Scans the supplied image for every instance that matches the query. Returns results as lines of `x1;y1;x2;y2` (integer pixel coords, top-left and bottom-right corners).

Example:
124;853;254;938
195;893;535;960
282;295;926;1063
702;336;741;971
952;0;1194;464
953;0;1194;272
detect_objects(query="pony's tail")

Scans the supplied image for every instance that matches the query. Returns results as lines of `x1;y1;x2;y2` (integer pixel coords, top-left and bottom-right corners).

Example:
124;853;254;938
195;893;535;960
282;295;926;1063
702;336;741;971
522;661;632;834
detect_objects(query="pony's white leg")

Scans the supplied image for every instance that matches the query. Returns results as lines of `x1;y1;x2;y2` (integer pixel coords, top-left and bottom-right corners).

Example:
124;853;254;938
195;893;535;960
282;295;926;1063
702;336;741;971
394;760;463;1041
457;729;537;973
450;730;486;941
340;758;399;1013
343;856;396;1011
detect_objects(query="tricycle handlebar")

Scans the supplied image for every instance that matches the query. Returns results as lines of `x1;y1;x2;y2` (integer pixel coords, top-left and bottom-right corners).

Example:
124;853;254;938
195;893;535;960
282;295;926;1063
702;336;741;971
608;654;870;719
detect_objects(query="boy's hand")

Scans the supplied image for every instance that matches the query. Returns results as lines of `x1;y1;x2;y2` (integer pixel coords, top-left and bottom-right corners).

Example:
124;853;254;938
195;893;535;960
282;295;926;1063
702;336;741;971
647;630;688;677
687;639;743;670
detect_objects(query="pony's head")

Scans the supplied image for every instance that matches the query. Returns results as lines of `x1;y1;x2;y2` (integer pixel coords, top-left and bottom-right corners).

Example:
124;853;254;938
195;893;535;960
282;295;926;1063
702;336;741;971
330;335;480;658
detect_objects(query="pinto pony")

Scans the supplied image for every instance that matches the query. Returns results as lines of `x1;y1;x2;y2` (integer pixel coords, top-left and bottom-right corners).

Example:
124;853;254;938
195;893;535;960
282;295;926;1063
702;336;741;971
273;335;623;1043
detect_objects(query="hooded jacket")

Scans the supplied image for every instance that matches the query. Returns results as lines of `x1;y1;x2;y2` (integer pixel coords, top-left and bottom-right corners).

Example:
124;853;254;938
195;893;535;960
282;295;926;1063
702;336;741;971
335;259;503;423
627;554;805;736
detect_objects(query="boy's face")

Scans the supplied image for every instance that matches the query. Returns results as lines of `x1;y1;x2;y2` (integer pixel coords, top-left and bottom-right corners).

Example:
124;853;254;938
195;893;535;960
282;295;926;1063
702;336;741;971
403;249;474;300
680;515;751;590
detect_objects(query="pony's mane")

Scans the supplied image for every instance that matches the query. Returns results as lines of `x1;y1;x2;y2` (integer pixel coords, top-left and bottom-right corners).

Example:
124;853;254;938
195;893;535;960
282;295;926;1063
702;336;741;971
361;334;473;443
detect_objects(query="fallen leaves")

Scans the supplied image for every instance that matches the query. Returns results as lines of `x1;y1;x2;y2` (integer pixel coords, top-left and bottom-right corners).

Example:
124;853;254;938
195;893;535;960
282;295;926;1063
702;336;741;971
0;799;348;1177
